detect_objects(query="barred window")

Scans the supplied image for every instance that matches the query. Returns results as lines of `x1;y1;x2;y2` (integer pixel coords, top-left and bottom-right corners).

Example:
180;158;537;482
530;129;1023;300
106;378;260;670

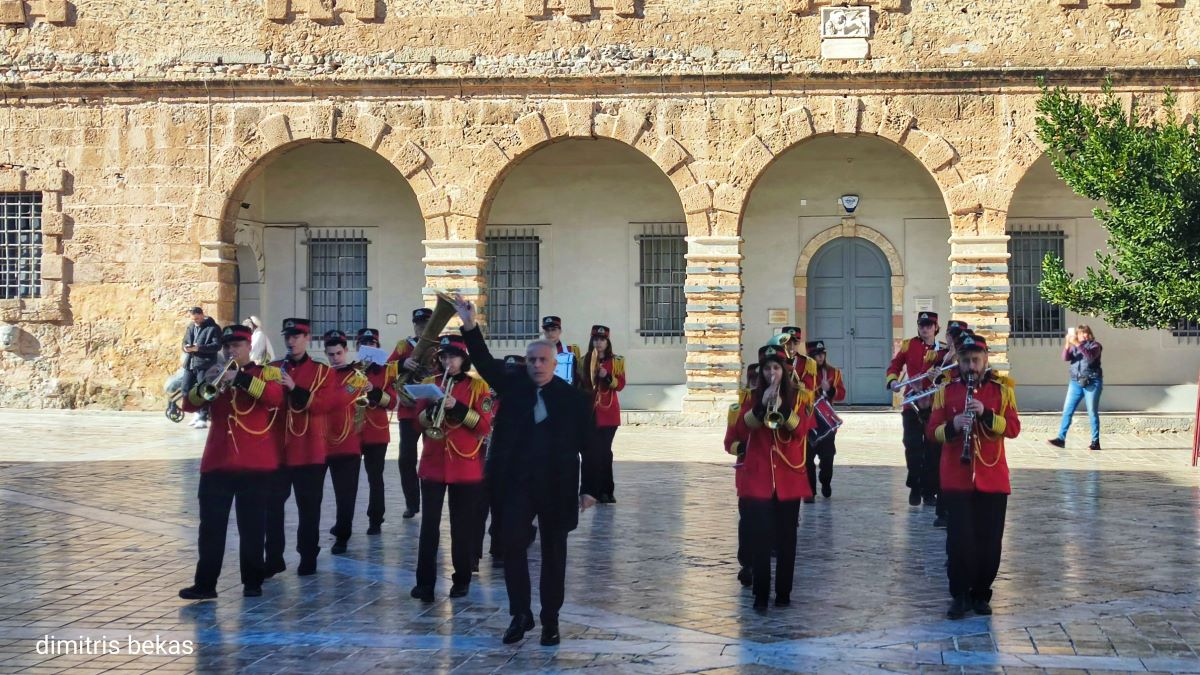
0;192;42;300
1008;227;1065;339
1172;319;1200;340
637;222;686;340
486;228;541;340
307;230;369;340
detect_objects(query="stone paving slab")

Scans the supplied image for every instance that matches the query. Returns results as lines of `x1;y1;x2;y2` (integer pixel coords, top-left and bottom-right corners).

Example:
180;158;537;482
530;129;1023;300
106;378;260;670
0;410;1198;674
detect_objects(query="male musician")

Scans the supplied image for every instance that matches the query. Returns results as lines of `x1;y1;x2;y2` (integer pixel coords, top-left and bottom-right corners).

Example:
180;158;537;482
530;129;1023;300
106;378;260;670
805;340;846;501
926;333;1020;619
322;330;370;555
777;326;817;392
886;311;943;507
265;318;334;577
358;328;399;535
541;315;582;387
390;307;433;518
179;324;284;600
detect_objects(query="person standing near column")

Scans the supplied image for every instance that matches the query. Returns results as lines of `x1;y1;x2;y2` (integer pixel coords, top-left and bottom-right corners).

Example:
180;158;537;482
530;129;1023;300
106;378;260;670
926;333;1020;619
580;325;626;505
322;330;370;556
805;340;845;501
182;307;221;428
457;298;598;647
357;328;399;535
178;324;283;600
390;307;433;518
886;311;943;507
1047;325;1104;451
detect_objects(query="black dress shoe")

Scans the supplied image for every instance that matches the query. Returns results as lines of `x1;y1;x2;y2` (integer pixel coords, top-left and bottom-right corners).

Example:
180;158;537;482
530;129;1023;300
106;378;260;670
774;594;791;607
402;509;417;519
1047;437;1066;448
737;566;753;587
410;585;435;602
947;596;969;620
923;494;938;507
540;623;560;646
753;595;768;611
821;484;832;498
933;515;948;528
605;494;617;504
908;489;921;506
803;496;815;504
449;582;470;598
297;558;317;576
1089;441;1101;451
243;585;263;598
331;540;348;555
503;614;535;644
178;586;217;600
264;560;286;578
366;523;382;535
973;599;993;615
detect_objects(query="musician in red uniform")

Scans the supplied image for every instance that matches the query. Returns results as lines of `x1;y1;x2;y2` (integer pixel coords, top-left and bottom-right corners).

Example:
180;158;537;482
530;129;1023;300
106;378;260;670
777;326;817;392
886;311;944;507
390;307;433;518
925;320;969;528
724;344;816;611
542;315;583;386
265;318;335;577
410;335;494;602
580;325;626;505
358;328;399;535
805;340;846;501
179;324;284;600
728;363;759;588
322;330;371;555
926;333;1020;620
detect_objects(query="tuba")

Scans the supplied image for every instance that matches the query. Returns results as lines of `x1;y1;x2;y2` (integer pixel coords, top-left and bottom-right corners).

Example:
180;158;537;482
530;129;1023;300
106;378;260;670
394;293;459;405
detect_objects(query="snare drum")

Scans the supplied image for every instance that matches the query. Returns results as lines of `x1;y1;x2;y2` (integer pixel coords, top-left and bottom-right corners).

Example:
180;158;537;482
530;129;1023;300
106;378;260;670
809;396;843;444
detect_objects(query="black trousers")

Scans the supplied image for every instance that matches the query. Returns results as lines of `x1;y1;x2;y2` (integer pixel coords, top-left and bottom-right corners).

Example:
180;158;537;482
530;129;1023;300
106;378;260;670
182;366;211;420
416;480;484;589
805;433;836;493
942;491;1007;602
475;482;492;560
265;464;327;565
501;487;569;623
327;454;362;542
593;426;618;498
397;421;421;513
361;443;388;526
194;471;268;591
736;498;750;568
743;495;800;600
902;407;939;497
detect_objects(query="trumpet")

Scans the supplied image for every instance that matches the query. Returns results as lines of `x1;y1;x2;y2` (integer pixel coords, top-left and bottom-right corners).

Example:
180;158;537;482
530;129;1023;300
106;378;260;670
199;359;239;401
762;374;785;430
423;369;454;441
901;381;949;406
892;362;956;392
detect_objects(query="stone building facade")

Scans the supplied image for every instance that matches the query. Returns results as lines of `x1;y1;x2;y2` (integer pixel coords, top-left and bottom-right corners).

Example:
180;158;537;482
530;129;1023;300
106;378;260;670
1;0;1198;413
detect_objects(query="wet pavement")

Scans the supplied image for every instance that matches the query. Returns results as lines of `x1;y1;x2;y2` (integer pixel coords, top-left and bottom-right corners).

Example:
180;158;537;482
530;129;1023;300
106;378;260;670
0;410;1198;674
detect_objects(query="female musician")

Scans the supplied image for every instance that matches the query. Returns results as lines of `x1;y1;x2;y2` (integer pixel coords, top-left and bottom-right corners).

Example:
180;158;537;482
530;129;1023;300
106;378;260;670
724;344;816;610
805;340;845;501
411;335;493;602
581;325;626;505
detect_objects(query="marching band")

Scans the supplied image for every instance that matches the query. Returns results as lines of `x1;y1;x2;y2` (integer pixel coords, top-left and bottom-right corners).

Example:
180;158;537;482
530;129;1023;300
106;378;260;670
176;303;1019;628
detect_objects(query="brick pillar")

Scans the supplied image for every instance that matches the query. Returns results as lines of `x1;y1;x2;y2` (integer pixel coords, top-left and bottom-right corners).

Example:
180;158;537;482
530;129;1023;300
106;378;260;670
682;235;743;413
948;233;1011;371
422;239;487;325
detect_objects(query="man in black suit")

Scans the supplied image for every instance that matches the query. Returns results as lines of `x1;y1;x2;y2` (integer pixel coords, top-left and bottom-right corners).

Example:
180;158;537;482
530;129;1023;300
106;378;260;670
455;296;598;647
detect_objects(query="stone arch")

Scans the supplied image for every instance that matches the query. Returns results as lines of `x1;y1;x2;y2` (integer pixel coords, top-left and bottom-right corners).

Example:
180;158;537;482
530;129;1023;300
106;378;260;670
793;217;906;354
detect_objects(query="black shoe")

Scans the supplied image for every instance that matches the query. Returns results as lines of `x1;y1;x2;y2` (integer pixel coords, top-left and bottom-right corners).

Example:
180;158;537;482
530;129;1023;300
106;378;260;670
472;559;479;573
923;494;938;507
753;595;768;611
933;515;948;528
774;594;791;607
449;582;470;598
947;596;969;620
737;566;753;587
366;523;382;535
821;484;831;498
178;586;217;600
973;598;993;615
297;558;317;576
1089;441;1101;451
402;509;417;519
540;622;560;646
503;614;535;644
243;585;263;598
908;489;921;506
328;526;336;536
803;496;815;504
264;560;286;579
331;539;348;555
1047;437;1066;448
410;585;434;602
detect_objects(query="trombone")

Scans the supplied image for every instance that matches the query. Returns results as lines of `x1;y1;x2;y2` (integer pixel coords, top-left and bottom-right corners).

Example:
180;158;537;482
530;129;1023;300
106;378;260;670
892;363;955;392
198;359;239;401
422;369;454;440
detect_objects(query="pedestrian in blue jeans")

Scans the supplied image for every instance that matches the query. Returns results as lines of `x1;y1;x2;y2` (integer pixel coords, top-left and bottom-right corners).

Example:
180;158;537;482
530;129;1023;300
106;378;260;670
1047;325;1103;451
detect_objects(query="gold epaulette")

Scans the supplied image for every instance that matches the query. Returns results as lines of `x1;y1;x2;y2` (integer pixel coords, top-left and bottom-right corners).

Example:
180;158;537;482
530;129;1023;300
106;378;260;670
804;356;817;379
385;360;400;381
569;344;582;359
932;385;946;409
467;375;491;401
611;355;625;378
795;387;815;408
261;365;283;382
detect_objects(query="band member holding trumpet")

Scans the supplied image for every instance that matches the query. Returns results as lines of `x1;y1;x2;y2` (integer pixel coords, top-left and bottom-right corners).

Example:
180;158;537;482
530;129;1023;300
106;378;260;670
178;324;284;600
411;335;494;602
322;330;372;555
925;319;970;527
265;318;334;577
724;344;816;611
581;325;626;505
886;311;944;507
805;340;846;501
357;328;399;535
390;307;434;519
926;333;1020;620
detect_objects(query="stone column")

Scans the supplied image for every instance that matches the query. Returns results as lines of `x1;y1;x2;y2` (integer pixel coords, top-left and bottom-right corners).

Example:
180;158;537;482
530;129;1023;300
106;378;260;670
948;234;1011;371
682;235;743;413
199;241;238;325
422;239;487;323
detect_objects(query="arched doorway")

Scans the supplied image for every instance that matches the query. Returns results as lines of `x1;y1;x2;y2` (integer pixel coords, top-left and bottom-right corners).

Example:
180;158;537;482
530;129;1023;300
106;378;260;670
807;237;893;404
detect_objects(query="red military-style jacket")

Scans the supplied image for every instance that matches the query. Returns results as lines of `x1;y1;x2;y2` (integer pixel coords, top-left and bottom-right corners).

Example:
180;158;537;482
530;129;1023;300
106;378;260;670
816;364;847;403
416;373;494;484
581;354;626;428
389;337;421;421
886;337;943;400
271;354;336;467
183;362;284;473
926;370;1021;494
789;353;818;393
361;361;400;446
325;364;370;459
726;387;753;495
723;389;816;501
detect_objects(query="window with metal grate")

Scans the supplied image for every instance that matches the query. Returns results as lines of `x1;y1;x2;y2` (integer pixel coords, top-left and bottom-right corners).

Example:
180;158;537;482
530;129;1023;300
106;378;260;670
306;230;369;342
636;222;686;343
1007;227;1065;340
485;228;541;341
0;192;42;300
1172;318;1200;344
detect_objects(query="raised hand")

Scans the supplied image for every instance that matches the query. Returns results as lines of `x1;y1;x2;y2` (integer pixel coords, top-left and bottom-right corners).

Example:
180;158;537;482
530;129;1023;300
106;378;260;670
453;293;477;331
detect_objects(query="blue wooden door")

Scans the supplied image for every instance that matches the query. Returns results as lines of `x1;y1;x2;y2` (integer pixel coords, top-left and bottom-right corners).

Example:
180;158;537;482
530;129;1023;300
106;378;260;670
807;237;893;405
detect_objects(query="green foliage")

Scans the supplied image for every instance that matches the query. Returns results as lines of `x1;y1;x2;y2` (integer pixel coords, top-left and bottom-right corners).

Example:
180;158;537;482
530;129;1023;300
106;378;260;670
1034;80;1200;329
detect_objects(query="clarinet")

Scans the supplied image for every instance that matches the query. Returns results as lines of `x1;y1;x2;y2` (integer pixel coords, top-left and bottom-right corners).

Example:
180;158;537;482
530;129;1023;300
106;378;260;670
959;371;978;465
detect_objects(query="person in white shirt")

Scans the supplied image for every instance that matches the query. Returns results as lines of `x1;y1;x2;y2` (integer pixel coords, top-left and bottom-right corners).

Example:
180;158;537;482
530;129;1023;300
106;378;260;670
244;316;275;365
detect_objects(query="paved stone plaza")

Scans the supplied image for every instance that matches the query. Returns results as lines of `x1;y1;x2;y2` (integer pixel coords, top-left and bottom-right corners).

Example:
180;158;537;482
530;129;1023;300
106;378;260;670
0;410;1198;674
